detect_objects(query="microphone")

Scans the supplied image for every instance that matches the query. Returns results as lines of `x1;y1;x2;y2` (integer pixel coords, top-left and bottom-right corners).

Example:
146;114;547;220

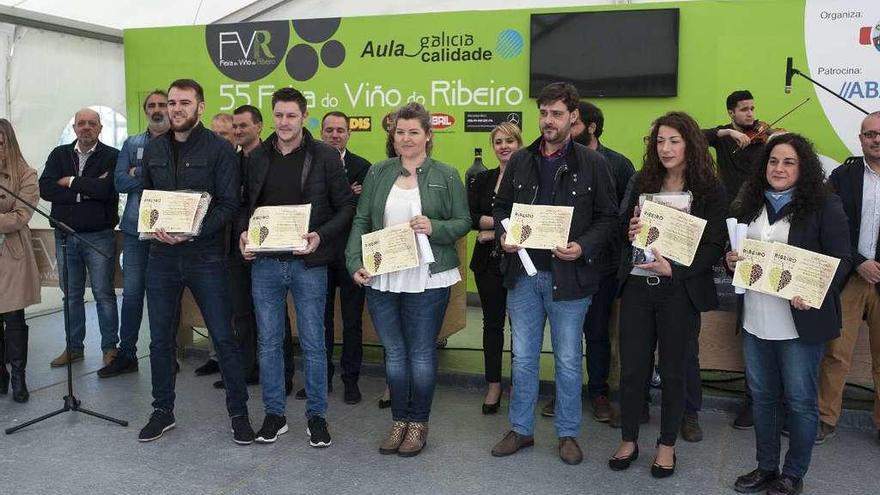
784;57;793;94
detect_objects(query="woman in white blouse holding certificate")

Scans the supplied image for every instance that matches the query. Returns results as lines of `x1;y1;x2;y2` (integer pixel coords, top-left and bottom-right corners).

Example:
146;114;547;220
345;102;470;457
725;133;850;495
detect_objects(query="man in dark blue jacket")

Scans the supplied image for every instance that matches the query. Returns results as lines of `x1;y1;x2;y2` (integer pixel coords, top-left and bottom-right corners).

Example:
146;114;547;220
39;108;119;369
136;79;253;445
102;90;169;379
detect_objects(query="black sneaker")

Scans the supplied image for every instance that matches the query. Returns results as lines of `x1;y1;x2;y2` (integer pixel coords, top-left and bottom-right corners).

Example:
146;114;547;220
231;416;255;445
138;410;175;442
194;359;220;376
255;414;289;444
343;382;362;404
306;416;331;448
97;355;139;379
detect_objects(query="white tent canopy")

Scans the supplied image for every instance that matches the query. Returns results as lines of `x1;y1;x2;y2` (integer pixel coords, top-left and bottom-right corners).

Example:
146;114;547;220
0;0;669;224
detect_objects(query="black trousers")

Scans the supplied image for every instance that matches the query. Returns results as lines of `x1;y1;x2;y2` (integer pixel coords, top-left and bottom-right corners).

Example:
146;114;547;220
228;254;295;380
584;271;617;398
0;309;27;372
619;276;699;446
684;319;703;414
323;259;365;385
227;254;258;377
473;261;507;383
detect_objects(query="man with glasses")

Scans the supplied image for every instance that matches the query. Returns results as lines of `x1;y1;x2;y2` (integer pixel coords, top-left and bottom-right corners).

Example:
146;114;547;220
818;112;880;445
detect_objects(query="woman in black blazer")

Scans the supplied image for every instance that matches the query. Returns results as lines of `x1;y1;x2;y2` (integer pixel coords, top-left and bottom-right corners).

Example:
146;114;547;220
609;112;727;477
726;134;851;495
467;122;522;414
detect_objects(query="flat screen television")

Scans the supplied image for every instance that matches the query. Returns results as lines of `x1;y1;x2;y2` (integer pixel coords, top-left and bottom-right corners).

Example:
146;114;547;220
529;9;679;97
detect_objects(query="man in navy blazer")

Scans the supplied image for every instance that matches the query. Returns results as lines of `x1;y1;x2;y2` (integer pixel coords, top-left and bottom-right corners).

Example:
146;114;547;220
818;111;880;444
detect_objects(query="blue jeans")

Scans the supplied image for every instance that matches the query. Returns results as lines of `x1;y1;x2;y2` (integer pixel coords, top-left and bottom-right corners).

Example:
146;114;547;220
743;331;824;480
118;233;149;358
365;286;450;423
146;252;248;417
54;230;118;350
252;258;328;417
507;271;590;437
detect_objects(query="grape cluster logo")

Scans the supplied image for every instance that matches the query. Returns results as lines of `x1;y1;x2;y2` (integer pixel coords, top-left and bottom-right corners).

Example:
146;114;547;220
206;18;345;83
286;18;345;81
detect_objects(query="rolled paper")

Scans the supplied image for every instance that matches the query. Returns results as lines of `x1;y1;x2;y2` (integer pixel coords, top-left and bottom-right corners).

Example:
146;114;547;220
734;223;749;294
726;218;738;249
410;203;435;264
501;217;538;276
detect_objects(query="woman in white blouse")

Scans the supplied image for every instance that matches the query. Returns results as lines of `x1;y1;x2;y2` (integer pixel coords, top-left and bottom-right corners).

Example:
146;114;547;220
726;133;850;495
345;103;470;457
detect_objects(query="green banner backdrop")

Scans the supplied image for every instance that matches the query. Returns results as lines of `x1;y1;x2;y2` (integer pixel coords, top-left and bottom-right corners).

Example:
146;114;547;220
123;0;863;291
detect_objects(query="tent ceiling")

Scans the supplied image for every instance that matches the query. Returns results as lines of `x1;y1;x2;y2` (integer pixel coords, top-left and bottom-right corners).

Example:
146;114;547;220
0;0;280;30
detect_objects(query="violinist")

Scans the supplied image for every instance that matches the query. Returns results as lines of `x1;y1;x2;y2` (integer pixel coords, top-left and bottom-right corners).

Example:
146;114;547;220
703;90;768;206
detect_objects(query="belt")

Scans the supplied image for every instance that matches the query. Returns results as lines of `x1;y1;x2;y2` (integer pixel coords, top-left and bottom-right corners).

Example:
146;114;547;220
628;274;672;286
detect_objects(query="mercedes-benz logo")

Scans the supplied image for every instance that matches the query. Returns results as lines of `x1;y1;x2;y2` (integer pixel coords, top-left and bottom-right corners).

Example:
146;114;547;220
506;113;520;126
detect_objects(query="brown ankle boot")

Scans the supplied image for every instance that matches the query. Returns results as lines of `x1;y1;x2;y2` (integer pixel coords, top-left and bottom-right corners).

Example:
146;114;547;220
379;421;409;455
398;422;428;457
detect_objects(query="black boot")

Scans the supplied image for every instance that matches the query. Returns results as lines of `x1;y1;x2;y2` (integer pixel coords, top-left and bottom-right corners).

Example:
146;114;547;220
7;322;29;403
0;318;8;395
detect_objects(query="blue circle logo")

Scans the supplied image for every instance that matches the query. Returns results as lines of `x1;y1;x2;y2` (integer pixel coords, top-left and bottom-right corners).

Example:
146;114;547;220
496;29;524;59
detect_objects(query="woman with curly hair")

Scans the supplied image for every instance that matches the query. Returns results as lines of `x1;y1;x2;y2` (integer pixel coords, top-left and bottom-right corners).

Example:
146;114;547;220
726;134;850;495
608;112;727;477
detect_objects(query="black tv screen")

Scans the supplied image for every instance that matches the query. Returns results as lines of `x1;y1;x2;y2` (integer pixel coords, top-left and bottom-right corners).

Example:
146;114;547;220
529;9;679;97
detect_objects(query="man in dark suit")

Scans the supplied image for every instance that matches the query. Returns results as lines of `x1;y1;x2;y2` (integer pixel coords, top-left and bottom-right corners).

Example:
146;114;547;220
818;111;880;445
293;111;370;404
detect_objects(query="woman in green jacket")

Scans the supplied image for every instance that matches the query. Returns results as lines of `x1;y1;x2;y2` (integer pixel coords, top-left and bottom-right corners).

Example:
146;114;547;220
345;102;470;457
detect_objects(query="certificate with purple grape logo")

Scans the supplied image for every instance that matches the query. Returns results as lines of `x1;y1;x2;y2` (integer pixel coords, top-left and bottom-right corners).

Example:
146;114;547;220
245;204;311;253
507;203;573;250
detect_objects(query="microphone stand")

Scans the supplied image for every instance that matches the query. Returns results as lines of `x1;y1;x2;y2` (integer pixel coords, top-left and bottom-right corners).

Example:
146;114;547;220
789;64;870;115
1;181;128;434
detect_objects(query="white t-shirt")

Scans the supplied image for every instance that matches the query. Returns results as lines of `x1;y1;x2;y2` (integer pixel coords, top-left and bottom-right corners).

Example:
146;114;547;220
742;206;799;340
368;184;460;293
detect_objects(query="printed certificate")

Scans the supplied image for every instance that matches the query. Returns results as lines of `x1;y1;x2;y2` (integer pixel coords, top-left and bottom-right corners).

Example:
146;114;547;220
733;239;774;292
734;240;840;309
245;204;312;252
137;190;206;234
633;200;707;266
507;203;573;250
361;222;420;276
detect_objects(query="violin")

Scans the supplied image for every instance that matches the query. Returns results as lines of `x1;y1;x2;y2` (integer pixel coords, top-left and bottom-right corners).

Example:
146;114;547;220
742;121;778;145
732;97;810;154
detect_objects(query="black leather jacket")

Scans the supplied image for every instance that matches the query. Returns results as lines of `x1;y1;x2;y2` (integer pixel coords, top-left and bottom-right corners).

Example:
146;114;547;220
492;137;618;301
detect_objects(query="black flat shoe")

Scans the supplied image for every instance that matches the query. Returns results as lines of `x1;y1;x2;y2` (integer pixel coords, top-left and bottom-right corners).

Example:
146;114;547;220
482;387;503;415
651;440;675;478
378;397;392;409
608;444;639;471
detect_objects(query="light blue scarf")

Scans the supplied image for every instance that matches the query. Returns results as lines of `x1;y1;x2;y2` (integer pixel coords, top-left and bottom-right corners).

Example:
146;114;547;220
764;187;795;214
